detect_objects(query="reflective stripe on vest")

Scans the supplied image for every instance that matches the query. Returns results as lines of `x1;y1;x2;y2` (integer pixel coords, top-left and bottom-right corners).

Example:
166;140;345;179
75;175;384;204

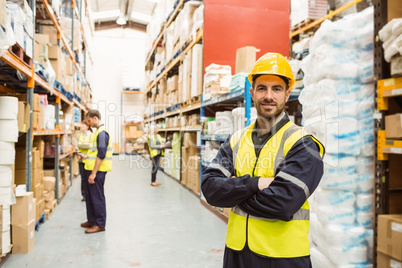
226;121;324;258
147;134;164;158
84;125;113;172
78;132;92;164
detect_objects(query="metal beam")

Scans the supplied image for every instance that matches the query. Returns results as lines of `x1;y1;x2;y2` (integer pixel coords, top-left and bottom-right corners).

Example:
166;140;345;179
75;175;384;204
94;20;146;32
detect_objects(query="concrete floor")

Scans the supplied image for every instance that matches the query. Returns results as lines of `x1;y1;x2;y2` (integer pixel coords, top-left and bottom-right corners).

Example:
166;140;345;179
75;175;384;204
5;155;227;268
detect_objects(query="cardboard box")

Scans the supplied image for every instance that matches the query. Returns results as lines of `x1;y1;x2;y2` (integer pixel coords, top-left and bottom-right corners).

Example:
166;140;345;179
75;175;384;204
50;58;65;84
14;169;26;185
385;114;402;139
32;111;40;130
188;168;200;193
32;183;44;200
377;251;402;268
189;114;200;127
45;197;56;209
32;148;40;170
48;45;62;60
12;219;35;254
14;147;27;170
36;198;44;222
388;0;402;22
191;44;203;97
41;25;58;45
17;101;30;132
65;56;73;76
183;132;197;148
378;214;402;261
11;192;35;225
43;177;55;192
44;190;55;202
33;169;43;186
235;46;257;74
34;34;49;65
33;139;45;159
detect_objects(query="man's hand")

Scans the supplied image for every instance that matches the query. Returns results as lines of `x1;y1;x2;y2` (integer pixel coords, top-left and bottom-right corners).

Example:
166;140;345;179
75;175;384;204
258;177;274;190
88;173;96;184
79;153;88;159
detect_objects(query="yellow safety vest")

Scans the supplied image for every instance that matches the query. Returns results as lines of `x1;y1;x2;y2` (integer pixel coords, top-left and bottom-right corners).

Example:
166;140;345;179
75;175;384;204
147;134;164;158
226;121;324;258
78;131;92;164
84;125;113;172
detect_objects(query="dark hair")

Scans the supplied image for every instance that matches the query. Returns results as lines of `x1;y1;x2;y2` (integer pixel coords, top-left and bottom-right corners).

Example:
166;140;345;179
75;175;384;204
252;74;289;90
81;119;92;132
86;109;101;120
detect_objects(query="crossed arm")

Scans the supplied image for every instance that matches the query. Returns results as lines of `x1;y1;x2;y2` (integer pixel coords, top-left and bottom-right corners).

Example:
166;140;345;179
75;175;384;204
201;137;324;221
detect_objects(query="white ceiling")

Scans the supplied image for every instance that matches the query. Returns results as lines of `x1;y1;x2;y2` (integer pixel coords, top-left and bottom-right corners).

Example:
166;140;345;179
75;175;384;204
90;0;157;25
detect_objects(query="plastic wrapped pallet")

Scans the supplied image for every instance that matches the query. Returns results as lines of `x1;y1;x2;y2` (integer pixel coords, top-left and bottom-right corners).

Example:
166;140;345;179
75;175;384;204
299;7;374;267
290;0;328;28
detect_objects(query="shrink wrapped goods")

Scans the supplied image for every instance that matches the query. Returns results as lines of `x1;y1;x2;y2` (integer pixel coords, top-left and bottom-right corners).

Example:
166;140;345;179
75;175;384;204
300;7;374;267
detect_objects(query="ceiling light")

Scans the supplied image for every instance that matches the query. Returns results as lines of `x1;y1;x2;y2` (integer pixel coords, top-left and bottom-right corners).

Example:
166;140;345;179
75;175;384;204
116;17;127;25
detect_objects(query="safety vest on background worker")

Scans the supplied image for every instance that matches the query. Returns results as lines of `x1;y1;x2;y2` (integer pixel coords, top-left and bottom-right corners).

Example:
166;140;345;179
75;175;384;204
84;125;113;172
78;132;92;164
147;134;164;158
226;121;324;258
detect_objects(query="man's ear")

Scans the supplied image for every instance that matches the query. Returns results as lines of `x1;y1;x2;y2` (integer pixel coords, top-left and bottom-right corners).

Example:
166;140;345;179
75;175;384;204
285;89;291;102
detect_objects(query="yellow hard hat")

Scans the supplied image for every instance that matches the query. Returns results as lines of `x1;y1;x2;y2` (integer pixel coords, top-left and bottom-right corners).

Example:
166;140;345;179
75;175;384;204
248;52;295;89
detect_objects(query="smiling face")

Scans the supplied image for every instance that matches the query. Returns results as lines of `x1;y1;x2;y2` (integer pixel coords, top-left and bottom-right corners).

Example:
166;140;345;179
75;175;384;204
251;74;291;121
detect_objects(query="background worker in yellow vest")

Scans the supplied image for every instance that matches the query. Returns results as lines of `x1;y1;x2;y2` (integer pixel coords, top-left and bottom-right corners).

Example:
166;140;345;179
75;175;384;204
147;125;165;187
80;109;113;234
77;120;92;202
201;53;325;268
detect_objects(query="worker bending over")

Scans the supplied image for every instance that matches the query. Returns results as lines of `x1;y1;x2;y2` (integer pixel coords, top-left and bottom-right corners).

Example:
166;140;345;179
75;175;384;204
81;109;113;234
202;53;325;268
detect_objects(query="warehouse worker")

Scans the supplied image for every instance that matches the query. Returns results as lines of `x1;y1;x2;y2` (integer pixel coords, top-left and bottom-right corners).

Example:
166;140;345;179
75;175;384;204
147;125;165;187
201;53;325;268
77;120;92;202
80;109;113;234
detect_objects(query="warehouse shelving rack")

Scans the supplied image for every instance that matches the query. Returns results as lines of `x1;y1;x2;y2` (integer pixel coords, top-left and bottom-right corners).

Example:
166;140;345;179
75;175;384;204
0;0;92;202
198;79;252;219
372;0;402;267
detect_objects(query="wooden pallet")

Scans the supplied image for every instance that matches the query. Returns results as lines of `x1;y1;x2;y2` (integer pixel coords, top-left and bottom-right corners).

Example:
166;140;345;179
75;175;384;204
8;43;32;67
291;18;318;32
181;95;201;107
44;200;57;220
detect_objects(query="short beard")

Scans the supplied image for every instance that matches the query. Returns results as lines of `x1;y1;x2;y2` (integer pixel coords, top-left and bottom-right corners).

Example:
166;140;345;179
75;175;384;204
256;103;285;123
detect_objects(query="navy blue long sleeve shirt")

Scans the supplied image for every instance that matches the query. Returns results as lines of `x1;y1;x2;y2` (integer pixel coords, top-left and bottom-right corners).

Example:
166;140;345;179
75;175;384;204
201;117;324;221
96;128;109;160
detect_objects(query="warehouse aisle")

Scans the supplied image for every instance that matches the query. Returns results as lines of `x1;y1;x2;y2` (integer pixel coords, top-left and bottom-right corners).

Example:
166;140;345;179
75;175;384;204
5;155;227;268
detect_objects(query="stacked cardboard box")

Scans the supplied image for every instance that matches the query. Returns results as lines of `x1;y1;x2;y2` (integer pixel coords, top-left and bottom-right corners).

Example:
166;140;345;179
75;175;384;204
167;75;179;106
34;34;49;66
11;192;36;254
191;44;203;98
43;176;56;213
181;132;200;191
32;139;45;221
377;214;402;267
187;155;201;194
